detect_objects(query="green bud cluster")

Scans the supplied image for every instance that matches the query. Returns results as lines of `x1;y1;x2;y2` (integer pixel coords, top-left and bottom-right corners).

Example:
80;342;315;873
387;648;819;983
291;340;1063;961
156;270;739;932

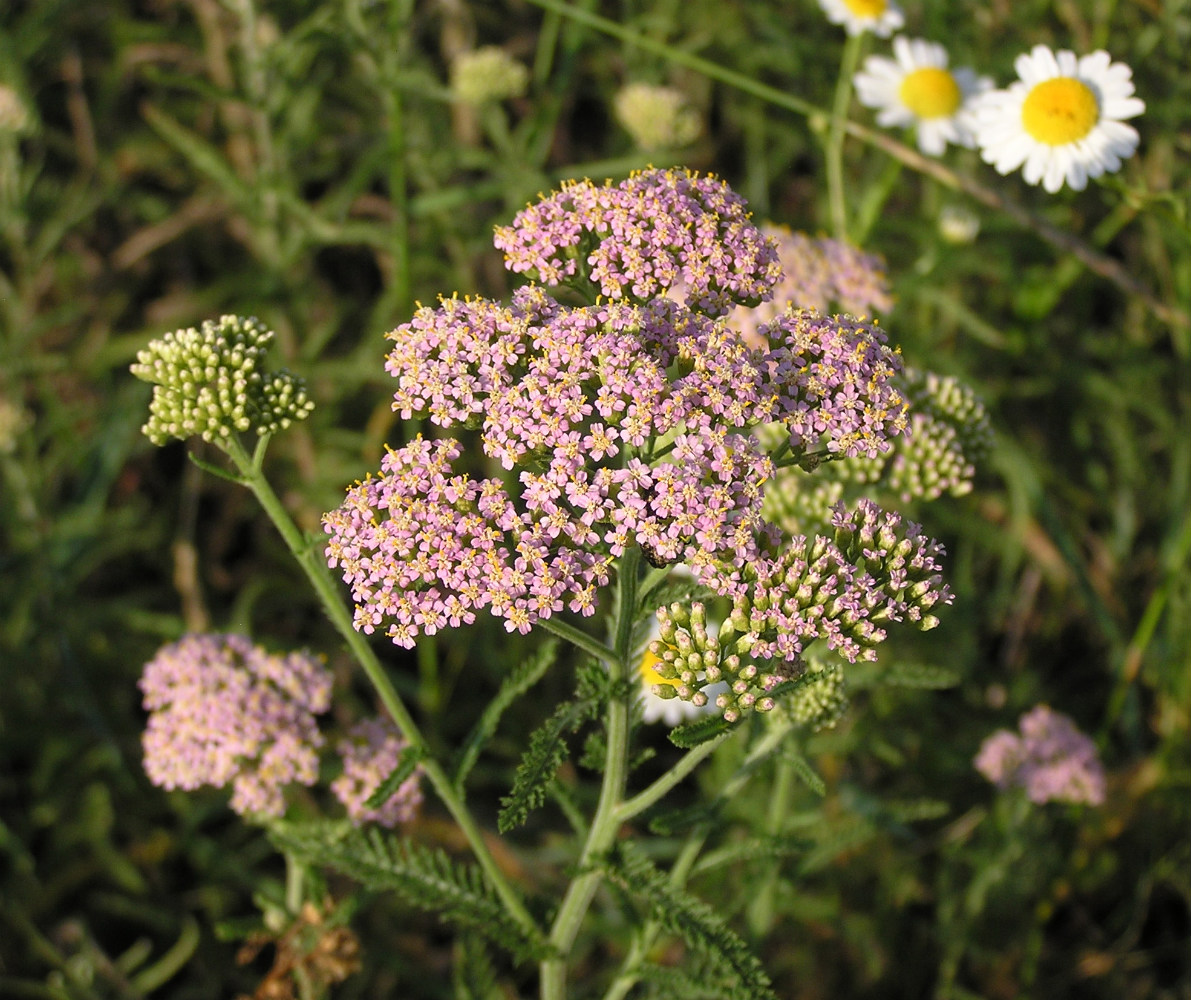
647;600;793;724
903;368;993;465
131;315;313;446
449;47;529;106
785;660;848;731
763;366;991;528
613;83;702;152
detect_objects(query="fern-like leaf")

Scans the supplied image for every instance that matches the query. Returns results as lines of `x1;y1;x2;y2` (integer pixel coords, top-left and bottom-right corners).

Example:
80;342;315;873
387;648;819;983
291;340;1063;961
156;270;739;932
778;745;827;797
633;957;749;999
454;639;558;790
882;661;962;688
668;714;734;748
497;697;594;833
601;845;776;1000
453;935;502;1000
692;834;812;875
365;745;426;809
271;821;546;962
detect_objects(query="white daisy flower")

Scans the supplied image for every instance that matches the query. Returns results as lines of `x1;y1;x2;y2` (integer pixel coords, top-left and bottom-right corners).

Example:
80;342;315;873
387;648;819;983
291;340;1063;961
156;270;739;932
974;45;1144;193
636;611;727;727
817;0;904;38
854;37;992;156
638;647;705;727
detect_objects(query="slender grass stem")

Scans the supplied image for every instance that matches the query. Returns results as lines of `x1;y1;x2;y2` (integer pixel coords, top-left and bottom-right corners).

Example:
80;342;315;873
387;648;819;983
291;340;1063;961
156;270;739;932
826;33;862;241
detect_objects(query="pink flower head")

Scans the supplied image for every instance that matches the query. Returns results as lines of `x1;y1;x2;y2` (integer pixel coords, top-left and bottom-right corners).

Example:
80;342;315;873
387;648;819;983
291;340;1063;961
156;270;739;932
975;705;1106;805
326;173;934;656
332;717;423;828
139;634;332;818
494;168;782;316
727;227;893;347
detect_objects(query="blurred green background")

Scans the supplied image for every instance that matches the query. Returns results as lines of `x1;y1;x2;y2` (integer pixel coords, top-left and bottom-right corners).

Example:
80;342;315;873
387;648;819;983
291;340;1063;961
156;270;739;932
1;0;1188;997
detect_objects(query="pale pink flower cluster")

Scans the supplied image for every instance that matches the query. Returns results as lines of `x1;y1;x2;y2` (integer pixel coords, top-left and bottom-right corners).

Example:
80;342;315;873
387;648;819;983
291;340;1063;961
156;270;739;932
332;718;423;828
728;227;893;347
324;170;920;653
139;634;332;817
975;705;1106;805
494;169;782;315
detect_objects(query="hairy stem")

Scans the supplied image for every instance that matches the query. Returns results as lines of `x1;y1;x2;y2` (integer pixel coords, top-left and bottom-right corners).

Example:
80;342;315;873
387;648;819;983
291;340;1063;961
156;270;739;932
540;548;640;1000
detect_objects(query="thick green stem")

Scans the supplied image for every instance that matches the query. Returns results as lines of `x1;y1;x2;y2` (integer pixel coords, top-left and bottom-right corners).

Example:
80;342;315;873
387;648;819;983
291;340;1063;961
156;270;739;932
220;438;540;944
602;716;794;1000
540;549;640;1000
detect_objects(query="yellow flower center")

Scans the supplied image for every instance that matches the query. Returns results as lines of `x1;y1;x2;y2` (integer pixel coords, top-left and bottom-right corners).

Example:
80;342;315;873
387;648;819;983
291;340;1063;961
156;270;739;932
842;0;887;16
640;650;678;689
898;67;962;119
1021;77;1099;145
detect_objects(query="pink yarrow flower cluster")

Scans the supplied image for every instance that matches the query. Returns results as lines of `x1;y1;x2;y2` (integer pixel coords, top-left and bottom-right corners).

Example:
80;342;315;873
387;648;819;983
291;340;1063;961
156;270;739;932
332;717;424;828
975;705;1106;805
324;170;913;653
727;227;893;346
139;634;332;818
494;169;782;315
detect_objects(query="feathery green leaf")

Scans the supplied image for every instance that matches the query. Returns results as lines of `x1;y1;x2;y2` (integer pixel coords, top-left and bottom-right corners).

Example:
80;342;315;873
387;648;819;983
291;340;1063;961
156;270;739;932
271;821;546;962
365;745;426;809
601;845;776;1000
454;638;558;790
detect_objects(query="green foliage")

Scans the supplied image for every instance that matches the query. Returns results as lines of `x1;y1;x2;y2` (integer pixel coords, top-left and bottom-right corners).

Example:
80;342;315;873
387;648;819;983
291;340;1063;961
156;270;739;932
365;745;427;810
777;746;827;797
497;673;601;833
452;935;504;1000
601;844;776;1000
668;714;735;748
453;638;558;790
271;821;547;964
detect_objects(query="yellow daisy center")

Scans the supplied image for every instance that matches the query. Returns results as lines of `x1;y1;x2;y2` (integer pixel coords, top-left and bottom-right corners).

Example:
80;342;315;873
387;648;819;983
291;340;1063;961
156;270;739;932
1021;77;1099;145
842;0;887;16
898;67;962;119
640;650;678;689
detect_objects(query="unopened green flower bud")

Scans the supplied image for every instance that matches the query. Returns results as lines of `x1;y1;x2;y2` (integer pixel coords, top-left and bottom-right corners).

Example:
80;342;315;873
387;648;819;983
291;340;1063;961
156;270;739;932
450;47;529;105
612;82;701;152
131;315;313;446
788;662;848;731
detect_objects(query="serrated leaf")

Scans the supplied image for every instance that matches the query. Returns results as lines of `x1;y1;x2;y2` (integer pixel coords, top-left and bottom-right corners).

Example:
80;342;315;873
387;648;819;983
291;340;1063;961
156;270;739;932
779;746;826;797
454;639;558;790
271;821;545;962
647;799;723;837
882;662;962;689
882;798;950;823
497;699;590;833
633;959;746;999
668;713;734;748
601;845;776;1000
365;745;426;809
692;834;812;875
453;935;502;1000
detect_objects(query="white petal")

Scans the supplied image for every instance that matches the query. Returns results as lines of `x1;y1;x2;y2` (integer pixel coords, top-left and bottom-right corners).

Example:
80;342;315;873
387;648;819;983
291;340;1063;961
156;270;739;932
1042;149;1071;192
1022;146;1050;185
1104;96;1145;119
1055;49;1079;77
